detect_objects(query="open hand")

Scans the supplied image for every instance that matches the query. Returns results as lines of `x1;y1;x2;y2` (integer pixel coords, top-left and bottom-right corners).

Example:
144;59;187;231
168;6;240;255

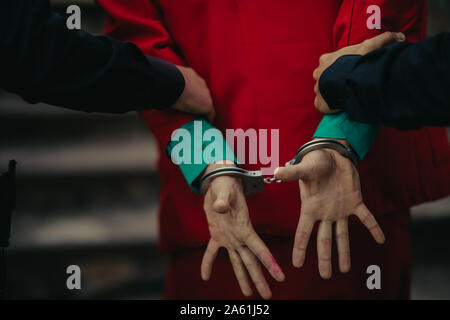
201;162;285;299
275;142;385;279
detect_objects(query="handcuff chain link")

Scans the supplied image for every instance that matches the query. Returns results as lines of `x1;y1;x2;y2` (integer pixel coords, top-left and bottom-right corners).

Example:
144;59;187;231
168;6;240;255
199;140;358;195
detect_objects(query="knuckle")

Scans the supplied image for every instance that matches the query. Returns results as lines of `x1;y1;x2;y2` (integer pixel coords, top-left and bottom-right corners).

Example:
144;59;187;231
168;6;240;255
336;232;349;241
319;54;329;63
319;257;332;263
207;97;214;107
244;259;257;270
252;278;263;288
361;212;372;224
313;69;319;79
254;250;265;261
319;237;332;247
314;97;320;109
296;230;309;243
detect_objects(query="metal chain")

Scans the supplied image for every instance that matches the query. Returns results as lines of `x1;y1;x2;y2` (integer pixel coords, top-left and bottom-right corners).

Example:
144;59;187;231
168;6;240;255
263;177;281;184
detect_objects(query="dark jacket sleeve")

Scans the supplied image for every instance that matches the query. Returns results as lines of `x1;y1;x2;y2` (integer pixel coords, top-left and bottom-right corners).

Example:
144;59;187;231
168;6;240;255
319;32;450;129
0;0;184;113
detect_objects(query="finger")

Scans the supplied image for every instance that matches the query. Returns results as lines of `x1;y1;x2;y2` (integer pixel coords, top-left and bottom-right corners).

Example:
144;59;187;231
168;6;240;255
238;247;272;300
317;221;332;279
335;218;351;273
292;213;315;268
274;160;316;182
201;239;220;281
354;205;386;244
207;106;216;123
360;32;404;54
313;67;322;80
395;32;406;42
245;231;285;282
227;249;253;297
314;95;328;113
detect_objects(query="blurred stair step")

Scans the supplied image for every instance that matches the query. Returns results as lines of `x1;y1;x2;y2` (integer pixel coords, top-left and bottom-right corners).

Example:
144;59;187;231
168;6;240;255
10;205;159;249
1;136;158;176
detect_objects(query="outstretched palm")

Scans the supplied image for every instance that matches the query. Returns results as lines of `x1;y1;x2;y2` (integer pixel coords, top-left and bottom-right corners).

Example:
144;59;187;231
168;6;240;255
275;145;385;279
201;163;285;299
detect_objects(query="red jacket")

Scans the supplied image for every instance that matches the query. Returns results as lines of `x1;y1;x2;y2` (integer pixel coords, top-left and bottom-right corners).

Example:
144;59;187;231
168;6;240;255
97;0;450;252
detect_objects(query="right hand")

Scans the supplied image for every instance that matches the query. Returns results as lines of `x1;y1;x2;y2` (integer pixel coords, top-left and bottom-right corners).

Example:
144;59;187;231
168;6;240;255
200;162;285;299
313;32;405;114
274;142;385;279
171;65;215;122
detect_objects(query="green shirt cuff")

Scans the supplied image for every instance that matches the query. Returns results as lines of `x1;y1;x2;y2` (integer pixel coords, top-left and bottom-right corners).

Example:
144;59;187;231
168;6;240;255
167;119;237;193
313;113;379;159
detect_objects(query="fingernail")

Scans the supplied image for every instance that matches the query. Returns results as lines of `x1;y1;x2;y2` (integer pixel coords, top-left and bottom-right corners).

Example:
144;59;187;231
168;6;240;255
276;269;286;282
243;290;253;297
274;167;280;176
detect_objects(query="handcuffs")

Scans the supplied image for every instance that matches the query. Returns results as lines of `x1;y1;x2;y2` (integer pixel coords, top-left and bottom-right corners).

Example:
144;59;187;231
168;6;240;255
199;139;358;196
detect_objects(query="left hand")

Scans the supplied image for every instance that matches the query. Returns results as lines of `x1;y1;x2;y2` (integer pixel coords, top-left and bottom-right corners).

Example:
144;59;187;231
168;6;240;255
201;162;285;299
274;140;385;279
313;31;406;113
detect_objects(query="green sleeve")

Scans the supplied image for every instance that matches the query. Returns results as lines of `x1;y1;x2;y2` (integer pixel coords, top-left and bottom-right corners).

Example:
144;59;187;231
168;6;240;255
167;118;237;193
313;112;379;159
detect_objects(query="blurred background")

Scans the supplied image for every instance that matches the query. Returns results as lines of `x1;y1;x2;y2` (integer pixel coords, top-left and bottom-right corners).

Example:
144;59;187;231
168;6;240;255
1;0;450;299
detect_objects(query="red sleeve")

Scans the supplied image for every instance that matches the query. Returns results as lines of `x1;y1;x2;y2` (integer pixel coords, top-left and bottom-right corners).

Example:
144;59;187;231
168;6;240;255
96;0;197;150
333;0;426;48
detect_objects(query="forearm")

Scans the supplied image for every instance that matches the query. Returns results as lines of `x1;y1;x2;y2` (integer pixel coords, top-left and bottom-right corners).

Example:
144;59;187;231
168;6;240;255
167;118;238;193
313;113;379;160
320;33;450;129
0;0;184;113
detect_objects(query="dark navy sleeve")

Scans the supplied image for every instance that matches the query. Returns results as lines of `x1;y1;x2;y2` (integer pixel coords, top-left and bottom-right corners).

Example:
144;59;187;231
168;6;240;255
0;0;184;113
319;33;450;129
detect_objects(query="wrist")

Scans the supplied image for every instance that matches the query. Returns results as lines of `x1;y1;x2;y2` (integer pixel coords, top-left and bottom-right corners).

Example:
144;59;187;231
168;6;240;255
313;137;350;147
203;160;237;176
288;139;357;166
201;161;241;195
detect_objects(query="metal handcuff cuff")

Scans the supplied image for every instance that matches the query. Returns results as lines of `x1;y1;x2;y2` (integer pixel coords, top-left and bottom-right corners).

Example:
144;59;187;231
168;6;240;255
199;139;358;196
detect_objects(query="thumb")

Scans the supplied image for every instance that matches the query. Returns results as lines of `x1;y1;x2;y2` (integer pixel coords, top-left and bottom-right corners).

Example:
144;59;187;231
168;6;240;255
213;187;232;214
274;161;313;182
360;32;405;54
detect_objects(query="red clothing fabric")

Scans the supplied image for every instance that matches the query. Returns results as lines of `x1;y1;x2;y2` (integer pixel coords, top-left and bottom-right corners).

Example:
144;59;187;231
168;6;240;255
96;0;449;298
165;210;411;299
97;0;449;251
